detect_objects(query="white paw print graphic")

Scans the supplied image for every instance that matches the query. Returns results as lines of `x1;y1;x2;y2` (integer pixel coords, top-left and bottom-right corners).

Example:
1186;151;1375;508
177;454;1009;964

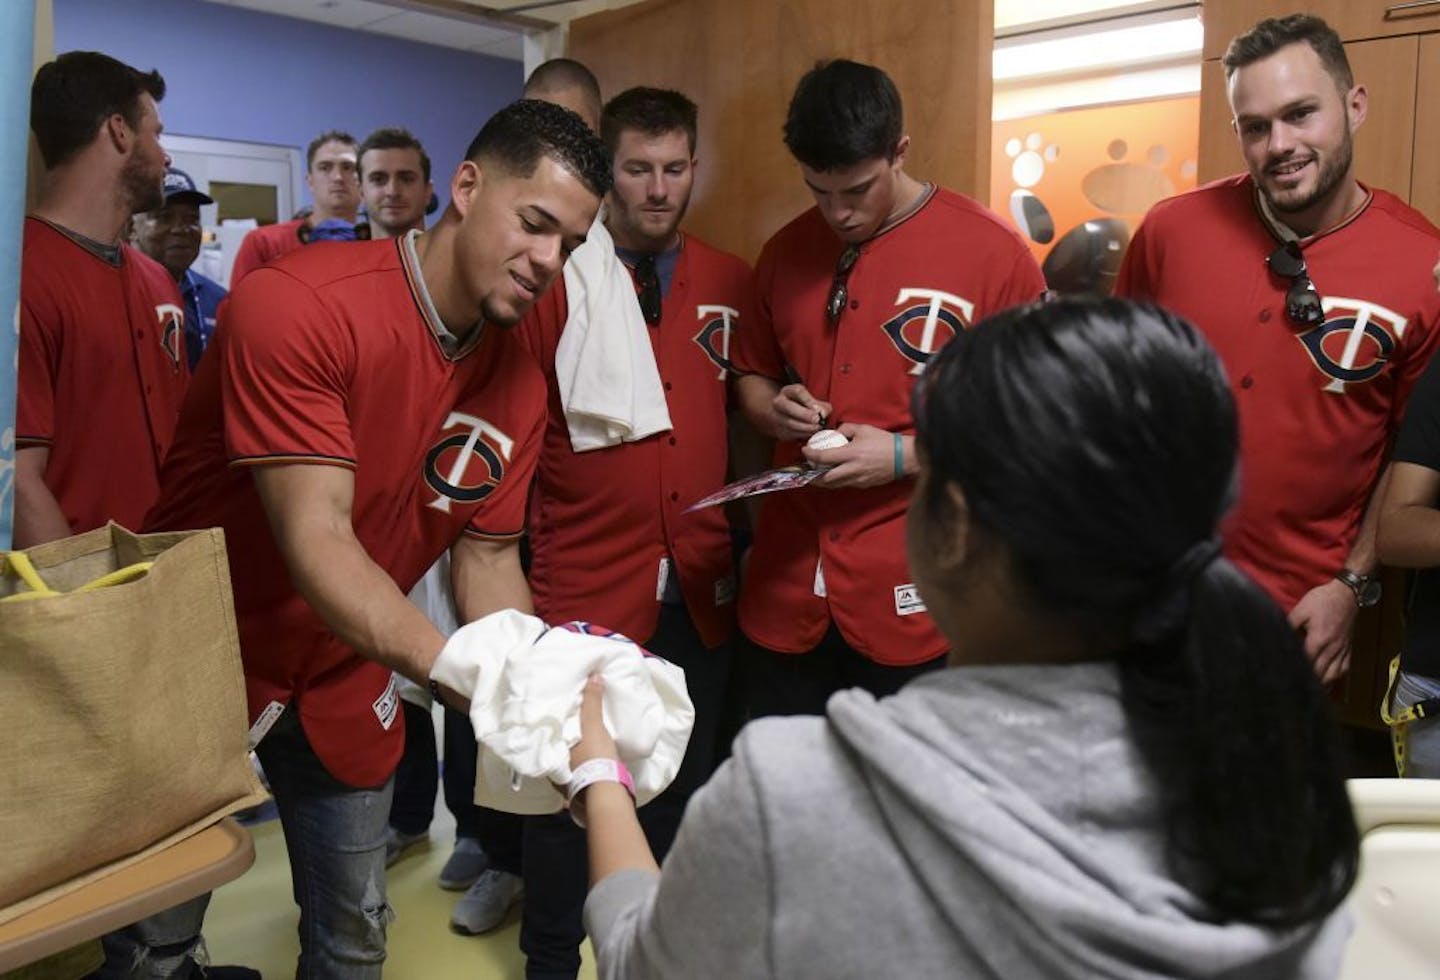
1005;132;1060;189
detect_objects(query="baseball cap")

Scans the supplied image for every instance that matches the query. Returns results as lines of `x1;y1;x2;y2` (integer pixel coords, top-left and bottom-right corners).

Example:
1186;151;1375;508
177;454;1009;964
162;167;214;206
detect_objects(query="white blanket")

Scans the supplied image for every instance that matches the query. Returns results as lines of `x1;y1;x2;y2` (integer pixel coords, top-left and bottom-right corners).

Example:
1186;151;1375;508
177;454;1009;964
430;609;694;814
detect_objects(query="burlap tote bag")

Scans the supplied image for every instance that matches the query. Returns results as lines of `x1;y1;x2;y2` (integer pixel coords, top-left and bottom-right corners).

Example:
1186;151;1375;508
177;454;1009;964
0;523;268;924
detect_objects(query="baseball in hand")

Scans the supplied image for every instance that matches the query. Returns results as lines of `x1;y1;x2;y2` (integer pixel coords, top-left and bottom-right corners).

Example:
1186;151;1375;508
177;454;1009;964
806;428;849;452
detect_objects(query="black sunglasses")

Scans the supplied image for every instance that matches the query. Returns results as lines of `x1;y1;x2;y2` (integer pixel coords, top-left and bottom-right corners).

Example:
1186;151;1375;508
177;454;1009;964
635;255;661;324
826;245;861;323
1266;241;1325;327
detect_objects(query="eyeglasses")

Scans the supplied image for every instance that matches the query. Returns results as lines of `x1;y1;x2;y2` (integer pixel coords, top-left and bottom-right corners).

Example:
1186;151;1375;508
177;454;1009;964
826;245;860;323
1266;241;1325;327
635;254;661;325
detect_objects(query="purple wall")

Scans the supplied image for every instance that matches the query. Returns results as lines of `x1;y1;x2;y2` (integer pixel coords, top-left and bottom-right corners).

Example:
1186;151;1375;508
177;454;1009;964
54;0;524;209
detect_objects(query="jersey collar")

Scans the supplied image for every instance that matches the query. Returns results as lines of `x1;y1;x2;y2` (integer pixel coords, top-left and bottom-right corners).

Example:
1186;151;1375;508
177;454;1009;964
399;229;485;361
1251;179;1373;248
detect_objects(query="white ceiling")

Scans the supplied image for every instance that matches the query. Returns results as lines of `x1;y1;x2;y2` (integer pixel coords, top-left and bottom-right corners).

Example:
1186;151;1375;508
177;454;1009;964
200;0;642;61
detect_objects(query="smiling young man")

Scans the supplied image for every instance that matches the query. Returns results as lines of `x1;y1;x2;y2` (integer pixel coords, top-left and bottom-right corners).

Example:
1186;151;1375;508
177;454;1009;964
358;127;434;239
229;129;362;286
144;100;610;980
511;85;752;980
730;59;1044;717
1117;14;1440;685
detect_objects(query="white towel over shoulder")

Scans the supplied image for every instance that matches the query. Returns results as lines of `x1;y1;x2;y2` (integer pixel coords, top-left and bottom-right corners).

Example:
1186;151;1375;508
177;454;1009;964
429;609;694;815
554;218;673;452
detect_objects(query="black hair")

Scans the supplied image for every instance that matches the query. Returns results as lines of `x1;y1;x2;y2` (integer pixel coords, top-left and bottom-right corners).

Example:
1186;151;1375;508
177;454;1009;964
30;51;165;169
358;126;431;182
523;57;603;126
783;59;902;171
306;130;358;172
601;87;699;158
1223;14;1353;93
912;297;1359;927
463;99;612;199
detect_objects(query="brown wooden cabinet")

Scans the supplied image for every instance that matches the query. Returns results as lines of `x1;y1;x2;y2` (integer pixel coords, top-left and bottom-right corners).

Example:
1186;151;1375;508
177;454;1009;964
1200;1;1440;729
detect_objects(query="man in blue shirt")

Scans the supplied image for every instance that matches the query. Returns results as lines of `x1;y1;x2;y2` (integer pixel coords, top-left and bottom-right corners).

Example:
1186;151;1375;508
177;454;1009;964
130;167;225;368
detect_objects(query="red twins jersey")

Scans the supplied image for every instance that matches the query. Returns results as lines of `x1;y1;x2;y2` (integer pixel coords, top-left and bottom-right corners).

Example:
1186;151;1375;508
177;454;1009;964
145;237;547;788
1116;176;1440;610
515;235;750;648
229;219;305;287
732;186;1046;664
17;217;188;533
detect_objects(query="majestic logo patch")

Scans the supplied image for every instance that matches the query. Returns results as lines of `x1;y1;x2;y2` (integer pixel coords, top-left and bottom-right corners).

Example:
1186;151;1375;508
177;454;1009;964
693;304;740;380
1296;297;1409;394
423;412;514;513
880;288;974;375
155;303;185;367
894;583;927;617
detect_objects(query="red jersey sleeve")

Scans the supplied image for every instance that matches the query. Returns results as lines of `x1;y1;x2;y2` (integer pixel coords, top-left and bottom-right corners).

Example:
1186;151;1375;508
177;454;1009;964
463;400;545;541
730;249;786;381
1388;309;1440;434
15;292;59;447
221;268;358;468
229;231;269;289
512;275;568;368
1114;217;1159;301
992;245;1048;313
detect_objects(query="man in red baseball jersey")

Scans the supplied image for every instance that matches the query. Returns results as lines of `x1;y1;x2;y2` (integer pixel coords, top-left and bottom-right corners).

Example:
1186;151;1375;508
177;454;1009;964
731;59;1045;716
512;85;751;980
16;52;186;550
145;100;611;979
1116;14;1440;684
228;130;361;286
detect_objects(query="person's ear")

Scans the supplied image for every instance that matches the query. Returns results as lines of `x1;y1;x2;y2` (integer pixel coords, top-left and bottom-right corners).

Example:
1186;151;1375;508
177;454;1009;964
451;161;483;218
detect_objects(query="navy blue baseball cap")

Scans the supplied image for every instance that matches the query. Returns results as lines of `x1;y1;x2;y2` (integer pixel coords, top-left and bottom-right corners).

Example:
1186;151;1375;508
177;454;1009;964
162;167;214;206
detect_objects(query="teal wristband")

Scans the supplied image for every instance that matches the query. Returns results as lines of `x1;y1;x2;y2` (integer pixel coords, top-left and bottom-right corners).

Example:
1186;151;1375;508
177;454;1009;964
893;433;904;480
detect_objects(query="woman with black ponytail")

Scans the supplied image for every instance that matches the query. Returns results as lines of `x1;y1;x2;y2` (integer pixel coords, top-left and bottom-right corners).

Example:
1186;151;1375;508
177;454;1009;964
571;298;1359;979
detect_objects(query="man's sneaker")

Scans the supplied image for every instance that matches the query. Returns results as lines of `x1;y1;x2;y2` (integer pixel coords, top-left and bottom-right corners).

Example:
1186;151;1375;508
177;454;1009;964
437;836;488;891
384;826;429;867
449;869;522;935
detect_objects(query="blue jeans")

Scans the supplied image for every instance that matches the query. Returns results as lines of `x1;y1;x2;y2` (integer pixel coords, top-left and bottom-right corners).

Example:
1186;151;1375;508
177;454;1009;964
1394;669;1440;779
92;895;211;978
254;709;394;980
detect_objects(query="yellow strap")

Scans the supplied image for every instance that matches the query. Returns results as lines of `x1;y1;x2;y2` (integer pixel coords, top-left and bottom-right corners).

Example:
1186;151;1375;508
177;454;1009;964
1;552;154;603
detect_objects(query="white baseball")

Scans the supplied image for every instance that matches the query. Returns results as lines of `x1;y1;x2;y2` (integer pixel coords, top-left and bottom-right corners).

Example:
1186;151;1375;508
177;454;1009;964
806;428;849;451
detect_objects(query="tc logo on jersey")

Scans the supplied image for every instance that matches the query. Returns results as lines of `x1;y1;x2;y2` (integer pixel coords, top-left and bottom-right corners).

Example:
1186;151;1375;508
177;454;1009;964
1296;297;1408;394
423;412;515;513
693;304;739;380
881;288;974;375
155;303;185;367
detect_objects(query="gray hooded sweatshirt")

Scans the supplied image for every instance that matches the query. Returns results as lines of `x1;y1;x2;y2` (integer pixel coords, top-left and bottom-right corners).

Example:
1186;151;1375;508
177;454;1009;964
584;662;1351;979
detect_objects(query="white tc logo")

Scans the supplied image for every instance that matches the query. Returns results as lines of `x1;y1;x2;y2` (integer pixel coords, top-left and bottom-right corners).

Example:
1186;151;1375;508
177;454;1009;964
424;412;515;514
886;288;974;375
694;304;739;380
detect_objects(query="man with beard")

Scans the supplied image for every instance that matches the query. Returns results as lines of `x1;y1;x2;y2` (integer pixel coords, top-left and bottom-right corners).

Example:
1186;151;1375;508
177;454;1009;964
130;167;226;369
144;100;609;979
509;86;751;980
1117;13;1440;684
358;127;433;239
229;129;361;285
17;52;188;549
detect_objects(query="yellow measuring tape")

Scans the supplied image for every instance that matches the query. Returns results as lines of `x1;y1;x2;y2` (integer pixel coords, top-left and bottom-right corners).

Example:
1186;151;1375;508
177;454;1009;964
0;551;154;603
1380;654;1440;778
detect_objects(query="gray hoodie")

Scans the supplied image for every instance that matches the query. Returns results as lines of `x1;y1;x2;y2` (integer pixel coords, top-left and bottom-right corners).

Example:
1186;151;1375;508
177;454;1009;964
584;661;1350;979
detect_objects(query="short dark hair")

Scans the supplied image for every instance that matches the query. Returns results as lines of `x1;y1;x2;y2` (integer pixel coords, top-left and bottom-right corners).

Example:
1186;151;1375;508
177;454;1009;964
1223;14;1353;93
913;297;1359;928
601;87;699;158
30;51;165;169
306;130;357;172
463;99;612;199
783;59;903;171
524;58;602;125
358;127;431;182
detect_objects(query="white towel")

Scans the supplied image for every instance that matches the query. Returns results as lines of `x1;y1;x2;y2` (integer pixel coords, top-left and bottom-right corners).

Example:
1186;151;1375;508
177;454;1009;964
429;609;694;815
554;217;673;452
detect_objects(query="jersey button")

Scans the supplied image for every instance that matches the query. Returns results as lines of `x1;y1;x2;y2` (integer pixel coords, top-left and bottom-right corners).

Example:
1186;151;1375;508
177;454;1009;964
664;381;673;391
839;363;852;375
1241;375;1254;389
669;491;679;502
849;299;859;310
1258;309;1271;323
828;531;840;542
668;436;676;446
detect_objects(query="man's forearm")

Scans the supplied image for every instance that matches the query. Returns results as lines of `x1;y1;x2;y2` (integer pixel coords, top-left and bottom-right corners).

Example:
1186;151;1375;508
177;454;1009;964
13;467;72;548
1343;467;1390;576
1378;504;1440;567
451;537;533;625
734;374;781;439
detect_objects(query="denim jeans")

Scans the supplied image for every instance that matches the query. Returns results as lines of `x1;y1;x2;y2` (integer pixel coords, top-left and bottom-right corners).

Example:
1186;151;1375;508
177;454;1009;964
1394;669;1440;779
254;709;395;980
92;894;211;979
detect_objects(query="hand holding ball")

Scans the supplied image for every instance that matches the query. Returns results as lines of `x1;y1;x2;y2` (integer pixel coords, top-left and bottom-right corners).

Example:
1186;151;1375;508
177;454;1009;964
806;429;849;452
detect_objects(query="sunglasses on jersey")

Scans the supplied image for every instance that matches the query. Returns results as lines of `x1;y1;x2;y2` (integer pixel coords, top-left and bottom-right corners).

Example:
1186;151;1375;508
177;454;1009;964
826;245;861;323
634;255;662;325
1265;241;1325;327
